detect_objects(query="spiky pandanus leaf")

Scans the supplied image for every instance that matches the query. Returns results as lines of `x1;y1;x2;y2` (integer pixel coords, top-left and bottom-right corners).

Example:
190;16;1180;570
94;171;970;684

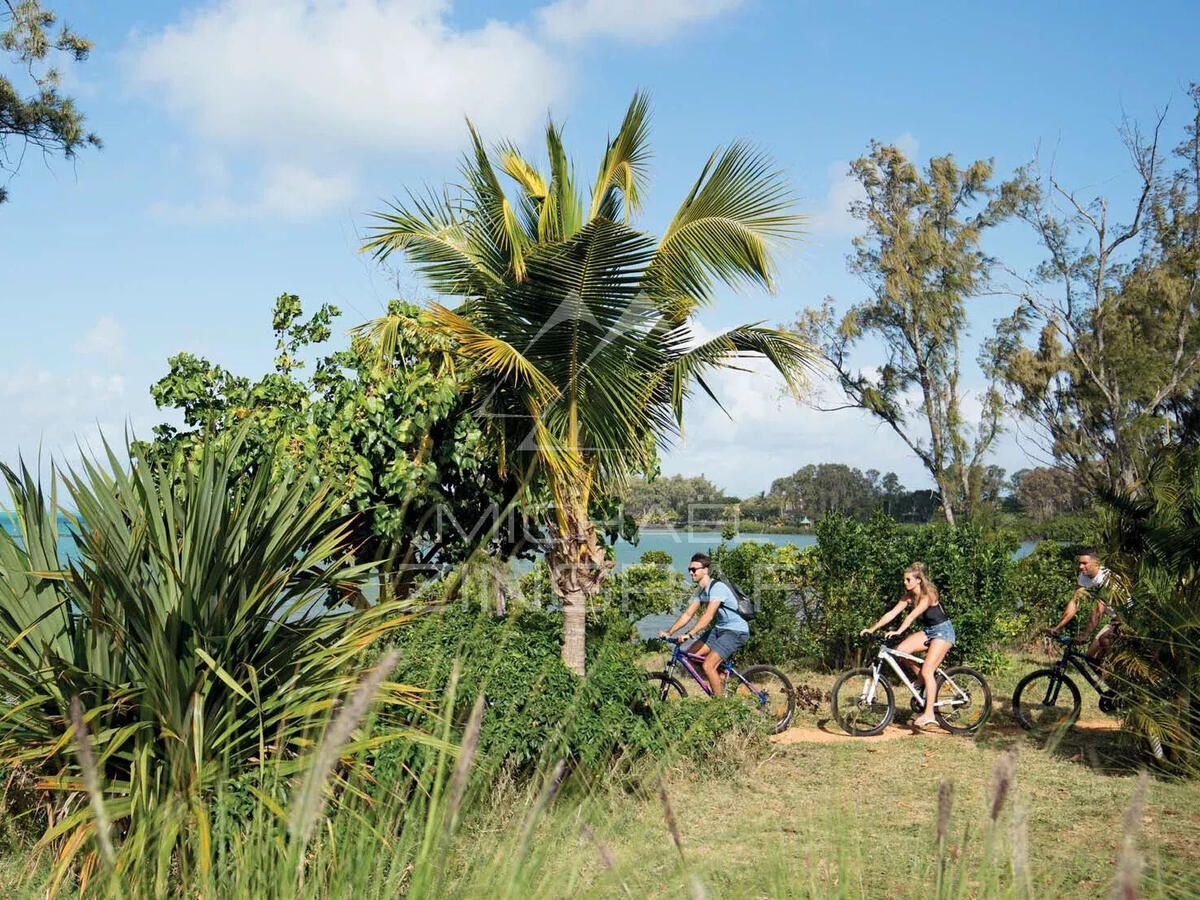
0;431;426;879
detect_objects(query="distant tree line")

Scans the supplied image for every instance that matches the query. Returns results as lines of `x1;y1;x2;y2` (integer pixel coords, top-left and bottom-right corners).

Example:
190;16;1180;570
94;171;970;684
622;462;1092;532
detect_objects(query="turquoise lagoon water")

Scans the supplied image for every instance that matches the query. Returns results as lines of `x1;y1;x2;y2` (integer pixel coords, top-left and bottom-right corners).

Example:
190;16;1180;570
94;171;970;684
0;514;1036;569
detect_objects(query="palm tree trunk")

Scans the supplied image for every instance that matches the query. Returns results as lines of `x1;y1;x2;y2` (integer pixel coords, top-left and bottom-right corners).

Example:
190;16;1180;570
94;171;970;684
561;586;588;676
548;509;612;676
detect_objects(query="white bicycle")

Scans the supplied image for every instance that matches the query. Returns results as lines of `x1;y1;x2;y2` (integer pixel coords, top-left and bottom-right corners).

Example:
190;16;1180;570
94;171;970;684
831;637;992;736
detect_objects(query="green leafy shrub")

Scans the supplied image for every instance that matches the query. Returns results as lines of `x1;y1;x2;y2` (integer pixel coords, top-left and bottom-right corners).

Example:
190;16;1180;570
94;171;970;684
711;540;818;665
1007;541;1079;639
638;549;674;566
378;603;749;783
1042;512;1101;544
608;561;692;622
704;515;1018;671
809;513;1017;672
517;555;688;624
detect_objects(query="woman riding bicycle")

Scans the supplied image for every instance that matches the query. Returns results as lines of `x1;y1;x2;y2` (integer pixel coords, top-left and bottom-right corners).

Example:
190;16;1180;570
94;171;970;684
859;562;956;730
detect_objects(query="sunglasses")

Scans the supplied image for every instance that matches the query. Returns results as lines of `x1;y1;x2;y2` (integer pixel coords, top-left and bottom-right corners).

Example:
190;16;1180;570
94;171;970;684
687;566;706;573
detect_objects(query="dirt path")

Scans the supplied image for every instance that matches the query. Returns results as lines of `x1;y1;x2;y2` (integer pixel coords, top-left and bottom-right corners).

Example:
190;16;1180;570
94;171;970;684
771;717;1122;745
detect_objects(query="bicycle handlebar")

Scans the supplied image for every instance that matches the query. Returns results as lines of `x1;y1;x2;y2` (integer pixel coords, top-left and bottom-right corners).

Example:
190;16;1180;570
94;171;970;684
1046;631;1085;646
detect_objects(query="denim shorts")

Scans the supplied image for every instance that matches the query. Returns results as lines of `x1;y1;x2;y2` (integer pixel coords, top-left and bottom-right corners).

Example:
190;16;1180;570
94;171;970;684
923;620;956;646
694;627;749;661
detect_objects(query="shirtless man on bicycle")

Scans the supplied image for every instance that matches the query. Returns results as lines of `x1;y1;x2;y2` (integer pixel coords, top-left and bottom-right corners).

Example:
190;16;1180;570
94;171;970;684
1048;548;1123;660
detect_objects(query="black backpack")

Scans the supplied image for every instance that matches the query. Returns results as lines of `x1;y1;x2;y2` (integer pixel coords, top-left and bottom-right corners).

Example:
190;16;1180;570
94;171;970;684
713;577;757;621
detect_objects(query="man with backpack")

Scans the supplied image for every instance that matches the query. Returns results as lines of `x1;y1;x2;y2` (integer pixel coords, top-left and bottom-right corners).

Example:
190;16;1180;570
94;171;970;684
658;553;750;695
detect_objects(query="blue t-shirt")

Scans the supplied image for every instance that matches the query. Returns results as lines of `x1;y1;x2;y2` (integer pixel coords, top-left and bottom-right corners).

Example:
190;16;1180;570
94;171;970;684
698;580;749;634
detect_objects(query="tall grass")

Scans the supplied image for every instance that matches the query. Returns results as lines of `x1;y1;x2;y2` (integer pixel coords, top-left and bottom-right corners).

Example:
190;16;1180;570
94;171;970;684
11;670;1171;900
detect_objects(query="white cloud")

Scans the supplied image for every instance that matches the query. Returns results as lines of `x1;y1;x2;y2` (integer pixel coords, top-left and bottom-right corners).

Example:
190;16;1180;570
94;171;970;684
537;0;744;44
75;316;128;365
149;163;354;224
128;0;566;158
813;133;920;236
812;159;866;236
0;366;131;467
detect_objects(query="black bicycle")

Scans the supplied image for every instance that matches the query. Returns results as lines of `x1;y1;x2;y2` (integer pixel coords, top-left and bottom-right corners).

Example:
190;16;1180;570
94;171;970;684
1011;633;1122;731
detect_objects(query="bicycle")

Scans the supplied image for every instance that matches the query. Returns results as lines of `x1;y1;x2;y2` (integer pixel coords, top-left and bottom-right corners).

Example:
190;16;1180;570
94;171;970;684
645;636;796;734
831;637;992;736
1011;632;1123;731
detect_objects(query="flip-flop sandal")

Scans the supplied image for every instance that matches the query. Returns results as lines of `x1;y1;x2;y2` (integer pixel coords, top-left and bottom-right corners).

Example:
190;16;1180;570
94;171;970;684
912;717;938;731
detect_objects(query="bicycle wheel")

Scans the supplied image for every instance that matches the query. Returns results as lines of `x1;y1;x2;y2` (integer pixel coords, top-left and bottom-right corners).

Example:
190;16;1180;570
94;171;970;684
831;667;895;736
731;665;795;734
934;666;992;734
644;672;688;701
1011;669;1080;731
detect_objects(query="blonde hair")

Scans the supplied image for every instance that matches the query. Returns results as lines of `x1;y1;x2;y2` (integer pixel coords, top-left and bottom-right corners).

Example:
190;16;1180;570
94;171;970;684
903;562;939;604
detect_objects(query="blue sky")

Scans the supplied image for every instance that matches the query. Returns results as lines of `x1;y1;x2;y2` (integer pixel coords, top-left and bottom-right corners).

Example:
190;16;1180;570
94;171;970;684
2;0;1198;497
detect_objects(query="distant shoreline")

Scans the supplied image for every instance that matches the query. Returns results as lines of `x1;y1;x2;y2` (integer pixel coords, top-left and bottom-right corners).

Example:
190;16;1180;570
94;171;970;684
636;525;810;535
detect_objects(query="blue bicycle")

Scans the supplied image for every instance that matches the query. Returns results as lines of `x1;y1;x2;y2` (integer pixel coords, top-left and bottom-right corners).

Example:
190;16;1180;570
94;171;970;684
646;636;795;734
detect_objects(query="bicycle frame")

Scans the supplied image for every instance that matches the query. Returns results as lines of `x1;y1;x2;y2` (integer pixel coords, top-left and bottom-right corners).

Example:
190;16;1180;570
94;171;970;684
1050;639;1108;696
863;644;962;710
662;641;756;697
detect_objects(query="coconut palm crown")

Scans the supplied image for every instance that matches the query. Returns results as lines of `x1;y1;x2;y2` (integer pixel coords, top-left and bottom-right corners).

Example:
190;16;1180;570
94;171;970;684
361;93;818;674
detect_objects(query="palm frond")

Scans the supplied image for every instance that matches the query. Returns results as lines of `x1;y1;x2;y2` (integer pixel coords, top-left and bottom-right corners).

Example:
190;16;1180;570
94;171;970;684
498;143;548;199
463;122;533;281
649;141;805;311
360;189;507;296
662;323;820;424
543;121;583;242
425;302;558;402
588;91;653;224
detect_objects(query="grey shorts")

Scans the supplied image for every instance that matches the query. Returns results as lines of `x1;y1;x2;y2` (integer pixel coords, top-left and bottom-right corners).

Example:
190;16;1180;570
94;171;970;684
923;621;956;646
694;627;749;661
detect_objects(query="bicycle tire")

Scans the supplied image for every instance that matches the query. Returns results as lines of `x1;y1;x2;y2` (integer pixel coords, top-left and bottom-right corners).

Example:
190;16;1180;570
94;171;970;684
732;665;795;734
831;667;895;736
644;673;688;701
1012;669;1081;731
934;666;991;734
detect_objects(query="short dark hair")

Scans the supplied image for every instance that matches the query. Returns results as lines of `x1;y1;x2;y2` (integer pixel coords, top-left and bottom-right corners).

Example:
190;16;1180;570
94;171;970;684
1078;547;1101;561
690;553;711;568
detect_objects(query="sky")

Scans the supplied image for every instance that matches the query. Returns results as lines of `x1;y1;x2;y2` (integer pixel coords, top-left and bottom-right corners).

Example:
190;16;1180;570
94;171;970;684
2;0;1198;498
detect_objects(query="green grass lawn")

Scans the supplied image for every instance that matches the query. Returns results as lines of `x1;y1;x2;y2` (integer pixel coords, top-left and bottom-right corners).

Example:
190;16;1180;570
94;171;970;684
3;645;1195;899
461;645;1200;898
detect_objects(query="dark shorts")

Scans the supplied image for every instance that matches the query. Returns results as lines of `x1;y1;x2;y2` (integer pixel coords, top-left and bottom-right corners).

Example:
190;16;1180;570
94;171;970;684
923;620;956;646
693;627;749;661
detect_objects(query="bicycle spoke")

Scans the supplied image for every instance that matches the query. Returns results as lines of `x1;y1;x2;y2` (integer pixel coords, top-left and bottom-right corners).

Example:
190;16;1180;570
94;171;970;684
934;667;990;733
1012;670;1080;732
832;669;893;736
731;665;794;734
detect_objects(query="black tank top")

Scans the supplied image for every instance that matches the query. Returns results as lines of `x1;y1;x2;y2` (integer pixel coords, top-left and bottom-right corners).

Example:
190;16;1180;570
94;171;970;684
919;601;949;627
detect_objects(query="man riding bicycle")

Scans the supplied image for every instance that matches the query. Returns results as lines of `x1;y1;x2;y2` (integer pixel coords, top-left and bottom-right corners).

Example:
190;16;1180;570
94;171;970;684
1048;548;1127;661
658;553;749;697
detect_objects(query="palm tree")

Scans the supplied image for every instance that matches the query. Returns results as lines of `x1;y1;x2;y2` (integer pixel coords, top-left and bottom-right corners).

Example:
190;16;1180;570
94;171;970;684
361;94;818;674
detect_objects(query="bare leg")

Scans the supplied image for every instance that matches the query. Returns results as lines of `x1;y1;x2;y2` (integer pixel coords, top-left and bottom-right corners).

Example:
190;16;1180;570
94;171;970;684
701;649;727;698
1089;626;1115;684
893;632;929;685
915;638;952;726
